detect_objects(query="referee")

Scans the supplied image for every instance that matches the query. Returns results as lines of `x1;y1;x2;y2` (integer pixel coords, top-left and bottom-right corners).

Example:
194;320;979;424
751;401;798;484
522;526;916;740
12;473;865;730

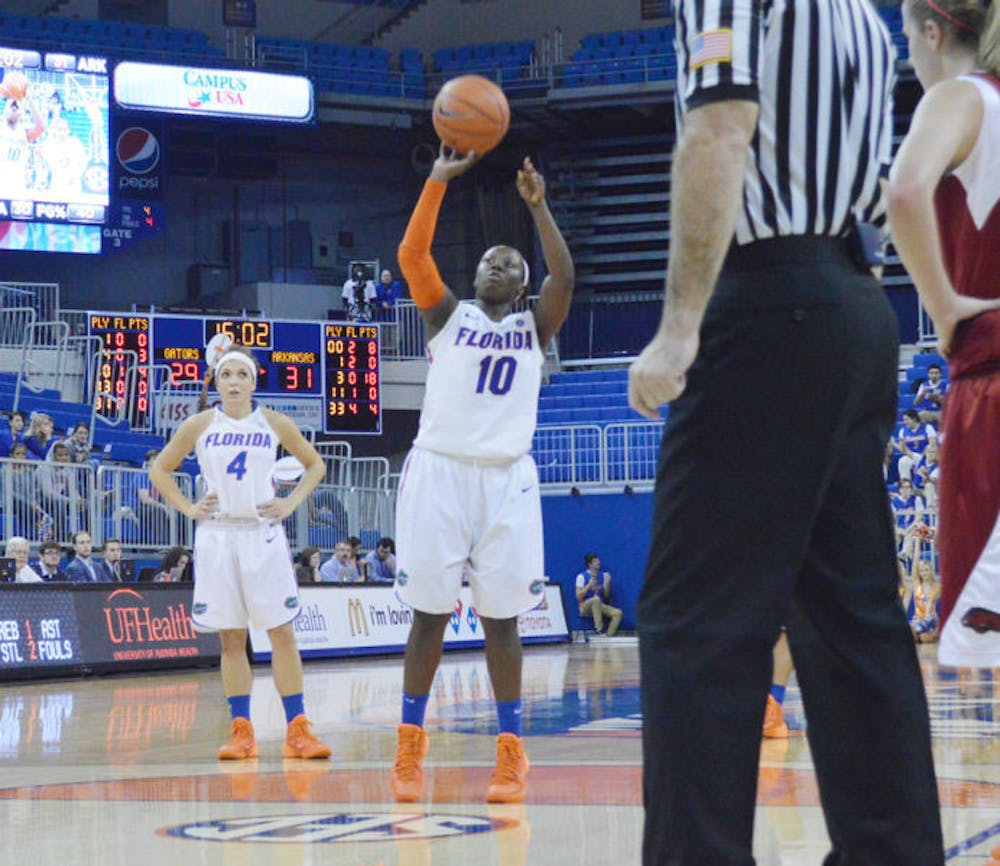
629;2;945;864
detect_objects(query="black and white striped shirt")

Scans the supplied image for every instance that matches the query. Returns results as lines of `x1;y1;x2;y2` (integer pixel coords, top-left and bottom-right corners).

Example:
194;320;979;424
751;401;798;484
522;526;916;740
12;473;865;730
674;0;896;243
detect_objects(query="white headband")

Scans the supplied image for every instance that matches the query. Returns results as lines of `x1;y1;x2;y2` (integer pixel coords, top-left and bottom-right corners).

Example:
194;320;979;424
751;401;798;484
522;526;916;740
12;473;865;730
215;351;258;383
521;257;530;288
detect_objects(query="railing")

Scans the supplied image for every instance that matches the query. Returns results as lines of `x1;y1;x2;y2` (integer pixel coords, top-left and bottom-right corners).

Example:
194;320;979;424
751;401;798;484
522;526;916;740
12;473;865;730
0;306;37;350
0;283;59;328
532;420;663;488
95;464;195;551
0;457;95;543
13;320;71;408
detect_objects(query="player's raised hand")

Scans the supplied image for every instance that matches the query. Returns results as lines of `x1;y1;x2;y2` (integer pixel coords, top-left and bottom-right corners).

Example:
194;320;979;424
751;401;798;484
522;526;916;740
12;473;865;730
517;157;545;206
430;142;478;183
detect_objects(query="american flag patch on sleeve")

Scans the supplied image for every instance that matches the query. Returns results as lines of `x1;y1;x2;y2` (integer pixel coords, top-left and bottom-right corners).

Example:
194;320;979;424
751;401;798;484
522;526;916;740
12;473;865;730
689;29;733;70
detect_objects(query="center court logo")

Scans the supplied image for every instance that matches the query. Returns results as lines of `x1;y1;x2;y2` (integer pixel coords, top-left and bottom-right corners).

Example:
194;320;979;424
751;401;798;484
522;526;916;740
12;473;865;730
347;597;368;637
163;812;513;843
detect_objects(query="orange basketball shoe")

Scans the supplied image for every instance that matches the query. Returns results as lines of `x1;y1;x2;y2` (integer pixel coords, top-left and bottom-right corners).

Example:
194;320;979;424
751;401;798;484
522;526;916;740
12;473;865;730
390;723;430;803
218;717;258;760
486;733;530;803
283;714;332;759
762;695;790;739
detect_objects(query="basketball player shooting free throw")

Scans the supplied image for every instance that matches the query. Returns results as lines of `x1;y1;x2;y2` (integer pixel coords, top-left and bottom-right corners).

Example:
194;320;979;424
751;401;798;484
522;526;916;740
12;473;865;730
389;145;574;803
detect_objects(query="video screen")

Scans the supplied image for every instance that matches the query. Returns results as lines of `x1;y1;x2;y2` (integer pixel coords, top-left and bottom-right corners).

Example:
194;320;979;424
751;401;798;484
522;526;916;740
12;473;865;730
0;46;109;254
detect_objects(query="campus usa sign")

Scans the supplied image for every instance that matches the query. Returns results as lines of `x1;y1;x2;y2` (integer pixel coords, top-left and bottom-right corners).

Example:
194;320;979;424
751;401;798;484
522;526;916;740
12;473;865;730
248;585;569;661
114;62;314;123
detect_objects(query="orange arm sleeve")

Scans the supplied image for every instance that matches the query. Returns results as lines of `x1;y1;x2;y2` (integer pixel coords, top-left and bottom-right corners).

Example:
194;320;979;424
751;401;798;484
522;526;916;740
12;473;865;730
398;178;447;309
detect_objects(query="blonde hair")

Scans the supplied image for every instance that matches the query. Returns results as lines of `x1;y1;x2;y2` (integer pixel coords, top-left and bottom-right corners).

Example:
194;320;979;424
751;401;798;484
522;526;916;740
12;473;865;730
28;412;53;439
5;536;29;556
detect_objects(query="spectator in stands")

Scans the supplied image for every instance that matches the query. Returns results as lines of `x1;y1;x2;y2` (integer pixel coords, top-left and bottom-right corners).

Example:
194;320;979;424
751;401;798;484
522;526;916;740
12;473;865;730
5;535;42;583
23;412;56;460
364;537;396;584
342;264;377;322
62;422;92;464
294;546;322;584
36;440;84;539
909;558;941;644
6;442;48;539
128;449;171;544
65;530;108;582
0;410;26;457
153;546;192;582
890;409;937;482
575;552;623;636
309;487;347;532
892;478;927;565
376;268;403;316
348;535;365;575
101;538;125;582
913;364;947;424
319;540;362;583
913;440;940;508
33;540;67;581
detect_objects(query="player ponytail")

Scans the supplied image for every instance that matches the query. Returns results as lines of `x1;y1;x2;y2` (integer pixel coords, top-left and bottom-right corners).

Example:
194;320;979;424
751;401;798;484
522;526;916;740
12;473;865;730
197;368;213;412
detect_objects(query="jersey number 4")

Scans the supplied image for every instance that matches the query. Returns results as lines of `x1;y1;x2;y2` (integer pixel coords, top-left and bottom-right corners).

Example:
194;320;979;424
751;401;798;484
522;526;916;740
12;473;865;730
475;355;517;396
226;450;248;480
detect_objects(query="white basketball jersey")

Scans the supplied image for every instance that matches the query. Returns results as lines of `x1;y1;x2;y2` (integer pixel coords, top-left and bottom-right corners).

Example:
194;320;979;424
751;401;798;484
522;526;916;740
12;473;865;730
195;405;279;518
0;123;29;192
413;302;544;460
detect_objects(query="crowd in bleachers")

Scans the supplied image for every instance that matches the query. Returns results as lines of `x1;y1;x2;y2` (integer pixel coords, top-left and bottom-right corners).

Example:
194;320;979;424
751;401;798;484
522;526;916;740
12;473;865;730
887;352;947;641
0;390;397;587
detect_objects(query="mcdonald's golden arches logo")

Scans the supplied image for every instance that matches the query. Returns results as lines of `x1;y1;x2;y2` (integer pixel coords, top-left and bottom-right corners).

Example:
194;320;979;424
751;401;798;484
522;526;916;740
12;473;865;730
347;597;368;637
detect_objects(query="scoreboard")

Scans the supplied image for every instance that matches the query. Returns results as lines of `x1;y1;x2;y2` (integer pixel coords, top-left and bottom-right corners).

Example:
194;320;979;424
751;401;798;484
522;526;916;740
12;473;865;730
87;312;382;434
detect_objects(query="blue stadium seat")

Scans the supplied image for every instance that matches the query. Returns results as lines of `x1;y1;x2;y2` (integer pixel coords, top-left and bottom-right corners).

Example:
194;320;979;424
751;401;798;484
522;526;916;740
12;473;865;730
912;353;945;369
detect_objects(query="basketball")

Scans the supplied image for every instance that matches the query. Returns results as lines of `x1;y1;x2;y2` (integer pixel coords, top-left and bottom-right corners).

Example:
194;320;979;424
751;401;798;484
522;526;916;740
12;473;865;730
432;74;510;156
1;70;29;101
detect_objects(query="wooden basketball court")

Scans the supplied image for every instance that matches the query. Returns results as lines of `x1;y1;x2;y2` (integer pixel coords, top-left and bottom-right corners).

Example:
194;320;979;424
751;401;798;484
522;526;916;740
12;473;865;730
1;641;998;864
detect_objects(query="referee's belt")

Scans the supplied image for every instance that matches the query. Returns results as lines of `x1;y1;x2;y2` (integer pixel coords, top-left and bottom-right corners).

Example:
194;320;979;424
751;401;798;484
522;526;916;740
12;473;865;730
726;231;876;273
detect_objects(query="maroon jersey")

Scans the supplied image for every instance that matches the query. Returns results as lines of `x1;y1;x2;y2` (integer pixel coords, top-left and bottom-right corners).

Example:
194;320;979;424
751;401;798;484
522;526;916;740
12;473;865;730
934;73;1000;379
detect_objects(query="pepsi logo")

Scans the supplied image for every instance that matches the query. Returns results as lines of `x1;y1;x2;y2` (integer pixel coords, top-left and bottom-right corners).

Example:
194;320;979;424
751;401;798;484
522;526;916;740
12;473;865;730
116;127;160;175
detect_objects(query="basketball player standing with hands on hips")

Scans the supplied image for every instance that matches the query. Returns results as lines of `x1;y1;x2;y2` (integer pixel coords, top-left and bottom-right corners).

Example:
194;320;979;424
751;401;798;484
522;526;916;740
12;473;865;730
628;1;944;863
149;344;332;761
389;144;573;804
888;0;1000;668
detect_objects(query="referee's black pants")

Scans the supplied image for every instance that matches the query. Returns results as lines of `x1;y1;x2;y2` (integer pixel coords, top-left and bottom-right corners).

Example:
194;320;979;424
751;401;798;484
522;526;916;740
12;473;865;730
638;237;944;866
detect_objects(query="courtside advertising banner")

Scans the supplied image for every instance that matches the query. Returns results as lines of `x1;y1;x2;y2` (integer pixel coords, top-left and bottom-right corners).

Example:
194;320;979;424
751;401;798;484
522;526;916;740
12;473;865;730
249;585;569;660
113;62;314;123
0;585;219;679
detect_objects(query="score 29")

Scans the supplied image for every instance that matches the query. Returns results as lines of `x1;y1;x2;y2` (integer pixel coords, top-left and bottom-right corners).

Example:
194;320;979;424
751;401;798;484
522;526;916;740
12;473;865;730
169;361;202;384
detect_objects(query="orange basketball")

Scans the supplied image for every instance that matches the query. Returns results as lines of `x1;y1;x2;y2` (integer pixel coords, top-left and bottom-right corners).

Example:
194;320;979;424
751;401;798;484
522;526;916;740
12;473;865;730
1;70;29;101
432;75;510;156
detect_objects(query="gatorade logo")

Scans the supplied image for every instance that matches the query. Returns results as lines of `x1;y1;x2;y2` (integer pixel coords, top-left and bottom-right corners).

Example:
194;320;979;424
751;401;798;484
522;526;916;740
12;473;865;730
116;127;160;175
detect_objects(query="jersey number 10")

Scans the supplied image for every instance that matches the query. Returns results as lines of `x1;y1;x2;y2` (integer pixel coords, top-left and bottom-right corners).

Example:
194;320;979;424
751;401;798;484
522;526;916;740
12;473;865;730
475;355;517;396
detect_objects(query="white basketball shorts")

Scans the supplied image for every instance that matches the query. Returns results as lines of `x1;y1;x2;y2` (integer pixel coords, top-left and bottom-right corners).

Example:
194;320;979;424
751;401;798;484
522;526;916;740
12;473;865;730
394;447;546;619
192;520;301;632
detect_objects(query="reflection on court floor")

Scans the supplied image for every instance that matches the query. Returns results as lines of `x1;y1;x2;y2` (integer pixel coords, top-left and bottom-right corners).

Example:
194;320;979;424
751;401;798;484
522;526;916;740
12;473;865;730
0;643;998;865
